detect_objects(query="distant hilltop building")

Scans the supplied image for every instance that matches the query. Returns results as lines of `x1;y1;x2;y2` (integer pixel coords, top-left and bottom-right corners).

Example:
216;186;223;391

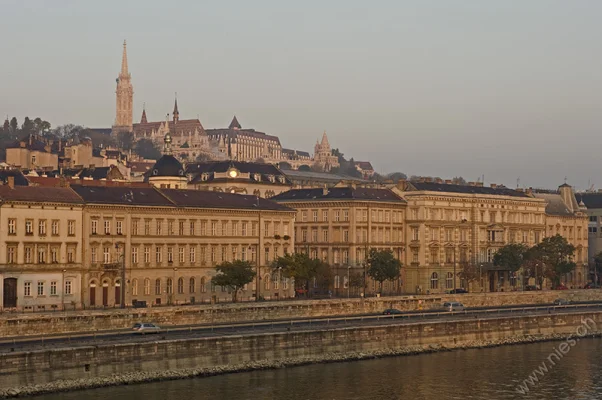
109;41;356;172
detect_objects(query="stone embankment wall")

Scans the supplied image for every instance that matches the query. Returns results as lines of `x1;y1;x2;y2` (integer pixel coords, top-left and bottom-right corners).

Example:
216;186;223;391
1;311;601;395
1;289;601;337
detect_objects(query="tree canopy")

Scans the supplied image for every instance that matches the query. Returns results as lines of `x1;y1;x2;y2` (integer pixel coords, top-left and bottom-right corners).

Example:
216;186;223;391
493;243;529;272
527;234;576;287
366;249;402;286
134;138;161;160
211;260;256;302
272;253;332;295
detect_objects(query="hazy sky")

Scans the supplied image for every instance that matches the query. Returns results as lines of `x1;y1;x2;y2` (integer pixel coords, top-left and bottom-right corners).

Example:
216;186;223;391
2;0;601;190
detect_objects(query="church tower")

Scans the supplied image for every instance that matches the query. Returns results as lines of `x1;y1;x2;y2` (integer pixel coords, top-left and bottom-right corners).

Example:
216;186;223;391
112;40;134;135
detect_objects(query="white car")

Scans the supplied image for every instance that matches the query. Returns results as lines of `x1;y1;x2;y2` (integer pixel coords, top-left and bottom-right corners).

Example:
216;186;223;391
132;322;161;334
443;302;465;312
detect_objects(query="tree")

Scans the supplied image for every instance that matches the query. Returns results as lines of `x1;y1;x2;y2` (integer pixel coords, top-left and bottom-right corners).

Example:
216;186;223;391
593;251;602;284
366;249;402;294
528;234;576;288
116;132;134;151
9;117;18;135
211;260;256;302
272;253;331;297
196;153;212;162
298;165;311;172
452;176;466;185
278;162;292;170
134;138;161;160
387;172;407;181
349;271;365;294
52;124;86;139
21;117;34;136
457;263;481;290
493;243;528;272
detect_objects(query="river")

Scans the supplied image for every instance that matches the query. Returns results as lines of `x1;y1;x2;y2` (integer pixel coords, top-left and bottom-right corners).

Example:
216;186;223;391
32;338;602;400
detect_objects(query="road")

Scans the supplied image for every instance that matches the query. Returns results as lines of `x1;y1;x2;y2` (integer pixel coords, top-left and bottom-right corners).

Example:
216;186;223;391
0;302;600;354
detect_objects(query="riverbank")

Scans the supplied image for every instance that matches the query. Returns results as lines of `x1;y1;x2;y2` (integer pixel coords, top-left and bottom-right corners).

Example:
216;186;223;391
0;331;600;399
3;289;601;337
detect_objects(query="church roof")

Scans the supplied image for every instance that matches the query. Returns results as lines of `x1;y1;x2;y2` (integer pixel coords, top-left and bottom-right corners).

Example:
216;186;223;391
229;116;241;129
133;119;205;136
205;128;281;145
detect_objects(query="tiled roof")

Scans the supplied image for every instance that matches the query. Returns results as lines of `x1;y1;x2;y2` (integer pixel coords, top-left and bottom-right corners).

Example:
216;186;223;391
532;193;574;216
159;189;293;211
354;161;374;170
205;128;281;145
408;181;530;198
71;185;173;206
283;169;368;183
6;138;50;152
229;116;241;129
186;161;290;185
282;149;311;158
62;167;115;180
130;161;155;174
0;170;29;186
133;119;205;136
576;193;602;209
271;188;405;203
0;186;83;204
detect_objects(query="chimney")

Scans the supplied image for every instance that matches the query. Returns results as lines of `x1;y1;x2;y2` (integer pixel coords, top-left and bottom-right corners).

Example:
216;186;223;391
7;176;14;189
490;184;497;189
322;186;329;196
435;178;443;184
468;182;475;186
396;179;407;191
445;179;452;184
526;188;533;196
476;182;484;187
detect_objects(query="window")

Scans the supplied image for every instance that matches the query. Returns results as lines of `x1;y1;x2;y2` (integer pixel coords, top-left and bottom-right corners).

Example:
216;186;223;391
67;220;75;236
201;278;207;293
51;247;59;263
155;246;162;263
132;247;139;264
155;279;161;295
412;227;419;241
232;221;238;236
167;278;173;294
242;222;248;236
312;229;318;242
179;247;184;263
312;210;318;222
50;281;57;296
103;246;111;264
24;282;31;297
445;229;453;242
283;224;289;236
144;279;151;295
343;230;349;242
168;221;174;235
301;211;307;222
156;220;162;235
131;220;138;235
343;250;349;264
37;281;45;296
430;273;438;289
39;219;47;235
189;278;195;293
179;221;185;235
412;249;419;263
265;247;270;263
190;220;195;236
91;219;98;235
178;278;184;294
38;247;46;264
167;247;174;263
335;210;340;222
144;220;151;235
323;210;328;222
7;246;16;263
190;247;196;263
26;219;33;235
24;246;32;263
131;279;138;296
65;246;74;263
241;247;247;261
103;220;110;235
302;229;308;242
430;249;439;264
211;222;217;236
211;247;216;263
251;222;257;236
8;218;16;235
334;276;340;289
144;246;150;263
50;220;59;236
116;220;123;235
446;272;453;289
222;246;227;262
323;230;329;242
91;247;97;263
343;210;349;222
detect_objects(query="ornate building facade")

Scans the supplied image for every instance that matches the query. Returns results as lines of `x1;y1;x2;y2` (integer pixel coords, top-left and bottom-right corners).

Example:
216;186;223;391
112;41;133;134
313;132;339;172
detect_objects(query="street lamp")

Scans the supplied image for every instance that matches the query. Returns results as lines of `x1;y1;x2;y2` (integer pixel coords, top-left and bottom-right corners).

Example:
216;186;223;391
278;266;282;300
172;267;178;305
347;266;351;298
115;243;126;309
62;269;66;311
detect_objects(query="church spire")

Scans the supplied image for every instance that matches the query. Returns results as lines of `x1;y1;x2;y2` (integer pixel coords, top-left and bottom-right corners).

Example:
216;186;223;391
229;115;241;130
140;103;147;124
163;114;172;155
321;130;330;147
121;40;129;76
173;93;179;123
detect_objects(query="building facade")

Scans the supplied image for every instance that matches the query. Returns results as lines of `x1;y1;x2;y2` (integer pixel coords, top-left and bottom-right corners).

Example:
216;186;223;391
271;186;406;296
112;41;134;134
0;183;84;311
312;132;339;172
6;135;58;170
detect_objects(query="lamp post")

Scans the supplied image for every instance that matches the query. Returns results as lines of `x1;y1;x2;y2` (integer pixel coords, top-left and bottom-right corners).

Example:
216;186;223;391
172;267;178;305
278;266;282;300
479;264;483;294
62;269;66;311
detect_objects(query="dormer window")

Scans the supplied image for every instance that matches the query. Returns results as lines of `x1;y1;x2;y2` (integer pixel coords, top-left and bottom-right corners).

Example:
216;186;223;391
201;173;209;181
254;173;261;182
268;175;275;183
278;176;286;184
227;168;239;178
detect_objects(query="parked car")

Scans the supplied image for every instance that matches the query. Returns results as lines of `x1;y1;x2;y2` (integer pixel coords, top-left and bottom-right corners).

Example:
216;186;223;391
554;284;568;290
132;323;161;334
442;302;465;312
525;285;540;291
448;288;469;294
585;282;601;289
382;309;403;315
553;298;571;306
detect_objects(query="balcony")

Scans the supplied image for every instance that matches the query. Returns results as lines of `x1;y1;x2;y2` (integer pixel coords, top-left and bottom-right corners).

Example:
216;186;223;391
103;263;120;271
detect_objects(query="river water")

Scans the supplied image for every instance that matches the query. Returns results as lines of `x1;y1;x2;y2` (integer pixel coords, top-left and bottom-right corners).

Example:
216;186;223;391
33;338;602;400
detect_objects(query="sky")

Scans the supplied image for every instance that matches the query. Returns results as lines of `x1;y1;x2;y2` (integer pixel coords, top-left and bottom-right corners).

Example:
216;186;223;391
1;0;602;190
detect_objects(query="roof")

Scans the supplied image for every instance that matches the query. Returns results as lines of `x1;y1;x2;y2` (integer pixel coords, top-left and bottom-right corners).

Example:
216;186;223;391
88;128;112;136
229;116;241;129
407;181;531;198
130;161;155;174
282;149;311;158
133;119;205;136
283;169;368;183
576;193;602;209
271;188;405;203
0;170;29;186
6;137;51;153
149;155;184;177
354;161;374;170
0;186;83;204
185;161;290;185
532;193;574;216
71;185;173;207
159;189;293;211
205;128;281;145
62;167;115;180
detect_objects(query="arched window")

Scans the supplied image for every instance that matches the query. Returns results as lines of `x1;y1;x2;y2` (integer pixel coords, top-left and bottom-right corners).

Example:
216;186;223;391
177;277;184;294
264;275;271;290
283;278;288;290
144;278;150;295
189;277;195;293
334;275;340;289
131;279;138;296
155;279;161;295
201;277;206;293
446;272;453;289
430;272;438;290
167;278;173;294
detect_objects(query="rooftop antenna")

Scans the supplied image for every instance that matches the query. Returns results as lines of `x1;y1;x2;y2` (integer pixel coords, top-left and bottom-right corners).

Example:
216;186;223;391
516;177;520;189
564;176;568;184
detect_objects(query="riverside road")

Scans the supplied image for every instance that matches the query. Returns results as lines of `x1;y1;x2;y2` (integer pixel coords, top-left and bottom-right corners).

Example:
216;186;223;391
1;302;601;354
